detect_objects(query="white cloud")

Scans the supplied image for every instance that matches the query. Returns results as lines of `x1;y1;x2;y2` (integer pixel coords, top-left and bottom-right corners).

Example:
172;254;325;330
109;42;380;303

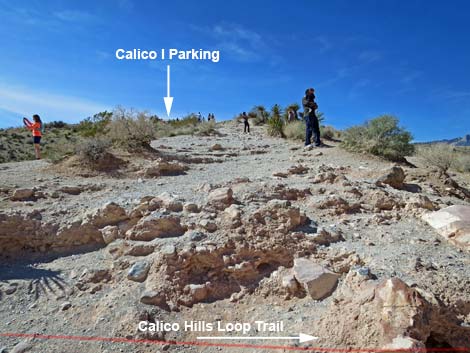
191;22;268;62
0;83;109;124
53;9;95;23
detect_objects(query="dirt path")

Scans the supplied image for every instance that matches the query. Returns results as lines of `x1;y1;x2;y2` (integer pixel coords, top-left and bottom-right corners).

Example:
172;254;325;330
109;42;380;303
1;121;469;352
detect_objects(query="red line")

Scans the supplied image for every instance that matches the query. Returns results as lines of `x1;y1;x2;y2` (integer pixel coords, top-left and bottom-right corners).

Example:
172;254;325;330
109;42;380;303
1;332;469;352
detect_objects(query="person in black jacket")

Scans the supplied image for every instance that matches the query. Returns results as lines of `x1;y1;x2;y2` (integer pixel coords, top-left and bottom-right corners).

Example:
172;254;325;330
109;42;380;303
302;88;321;147
242;112;250;133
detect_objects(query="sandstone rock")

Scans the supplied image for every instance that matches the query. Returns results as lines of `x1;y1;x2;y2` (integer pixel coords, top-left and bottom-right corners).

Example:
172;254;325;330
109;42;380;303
144;161;188;177
140;290;167;308
210;143;224;151
223;204;242;221
293;258;339;300
61;301;72;311
79;268;112;284
317;276;470;348
423;205;470;250
128;260;151;282
59;185;83;195
152;193;183;212
307;227;344;245
208;187;233;209
183;203;200;213
382;335;425;350
10;188;35;201
406;195;436;211
124;243;155;257
100;225;120;244
199;219;217;232
11;340;33;353
5;283;18;295
311;172;337;184
281;272;302;296
249;200;308;234
317;196;361;215
376;166;405;189
127;212;186;241
272;171;288;178
288;164;309;175
87;202;128;228
185;283;210;303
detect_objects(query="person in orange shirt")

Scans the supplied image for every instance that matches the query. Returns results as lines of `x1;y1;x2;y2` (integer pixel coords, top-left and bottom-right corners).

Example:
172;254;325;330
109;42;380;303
23;114;43;160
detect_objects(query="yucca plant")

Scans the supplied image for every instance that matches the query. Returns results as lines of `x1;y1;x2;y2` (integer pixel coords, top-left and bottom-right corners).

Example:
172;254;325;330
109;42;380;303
267;104;285;137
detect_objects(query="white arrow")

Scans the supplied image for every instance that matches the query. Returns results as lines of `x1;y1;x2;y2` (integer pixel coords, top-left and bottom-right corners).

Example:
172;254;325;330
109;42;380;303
197;333;318;343
163;64;173;117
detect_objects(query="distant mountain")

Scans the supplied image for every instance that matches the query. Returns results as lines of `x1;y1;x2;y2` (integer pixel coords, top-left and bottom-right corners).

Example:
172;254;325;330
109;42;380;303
415;135;470;146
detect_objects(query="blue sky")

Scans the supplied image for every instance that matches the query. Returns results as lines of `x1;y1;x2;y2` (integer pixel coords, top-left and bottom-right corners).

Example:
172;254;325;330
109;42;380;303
0;0;469;141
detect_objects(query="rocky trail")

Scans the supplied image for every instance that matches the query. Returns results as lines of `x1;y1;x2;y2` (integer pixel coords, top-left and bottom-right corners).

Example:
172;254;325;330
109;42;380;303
1;121;470;353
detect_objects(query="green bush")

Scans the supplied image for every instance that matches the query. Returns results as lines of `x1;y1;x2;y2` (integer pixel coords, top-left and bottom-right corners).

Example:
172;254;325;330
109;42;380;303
45;121;68;129
283;120;304;141
77;111;112;137
169;114;199;127
341;115;414;161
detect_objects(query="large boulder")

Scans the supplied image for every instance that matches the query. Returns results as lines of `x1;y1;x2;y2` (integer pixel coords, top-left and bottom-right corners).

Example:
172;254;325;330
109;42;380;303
10;188;36;201
422;205;470;250
151;192;183;212
144;161;188;177
86;202;129;228
208;187;233;209
376;166;405;189
126;212;186;241
127;260;151;282
317;275;470;348
292;258;339;300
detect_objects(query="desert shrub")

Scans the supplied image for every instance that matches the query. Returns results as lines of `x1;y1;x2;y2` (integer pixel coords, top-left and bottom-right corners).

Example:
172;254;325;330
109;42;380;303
196;121;216;136
78;111;112;137
321;125;341;140
415;144;455;172
454;153;470;173
341;115;414;161
75;138;111;163
45;121;68;129
416;144;470;173
169;114;199;127
106;107;157;151
283;120;304;140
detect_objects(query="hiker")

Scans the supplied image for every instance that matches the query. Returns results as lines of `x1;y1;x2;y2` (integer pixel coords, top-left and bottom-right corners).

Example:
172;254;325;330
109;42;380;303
24;114;43;160
242;112;250;133
211;113;216;122
197;112;202;123
302;88;322;147
287;109;296;122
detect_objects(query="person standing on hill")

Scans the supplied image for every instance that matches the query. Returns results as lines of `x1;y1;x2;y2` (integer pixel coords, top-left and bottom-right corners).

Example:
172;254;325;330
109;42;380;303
24;114;43;160
287;109;296;122
242;112;250;133
302;88;321;147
